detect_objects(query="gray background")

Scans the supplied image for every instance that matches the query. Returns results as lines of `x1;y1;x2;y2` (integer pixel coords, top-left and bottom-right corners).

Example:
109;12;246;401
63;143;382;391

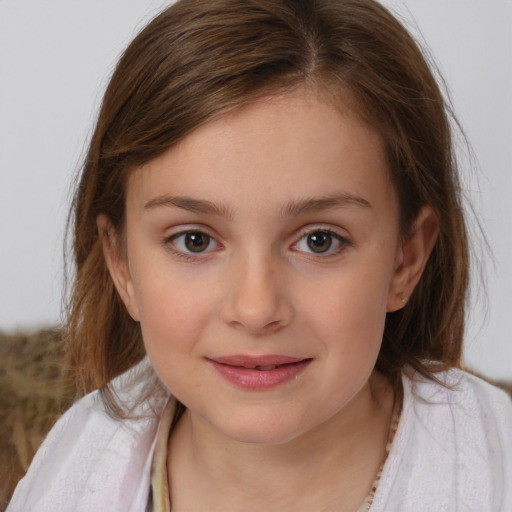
1;0;511;380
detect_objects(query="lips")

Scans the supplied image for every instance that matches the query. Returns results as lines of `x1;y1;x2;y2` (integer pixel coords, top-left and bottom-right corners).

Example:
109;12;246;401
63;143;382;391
207;355;312;390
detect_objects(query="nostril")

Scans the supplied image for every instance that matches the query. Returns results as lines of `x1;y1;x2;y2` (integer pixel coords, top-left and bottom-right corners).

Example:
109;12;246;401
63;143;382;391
227;318;284;336
265;320;282;331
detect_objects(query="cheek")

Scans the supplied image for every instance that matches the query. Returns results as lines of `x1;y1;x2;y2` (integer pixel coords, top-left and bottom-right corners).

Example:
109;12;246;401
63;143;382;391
300;259;393;355
135;276;215;396
131;262;222;361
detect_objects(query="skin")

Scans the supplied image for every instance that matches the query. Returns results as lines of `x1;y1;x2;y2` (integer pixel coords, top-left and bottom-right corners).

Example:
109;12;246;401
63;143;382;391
100;88;438;511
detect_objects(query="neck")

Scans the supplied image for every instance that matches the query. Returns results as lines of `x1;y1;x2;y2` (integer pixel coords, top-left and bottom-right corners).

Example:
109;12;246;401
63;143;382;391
168;371;395;512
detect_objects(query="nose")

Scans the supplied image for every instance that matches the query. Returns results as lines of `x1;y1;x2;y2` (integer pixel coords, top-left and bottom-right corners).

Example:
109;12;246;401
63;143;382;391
220;251;294;335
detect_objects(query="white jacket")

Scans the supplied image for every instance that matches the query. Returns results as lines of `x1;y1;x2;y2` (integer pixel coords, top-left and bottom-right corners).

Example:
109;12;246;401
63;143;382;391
7;362;512;512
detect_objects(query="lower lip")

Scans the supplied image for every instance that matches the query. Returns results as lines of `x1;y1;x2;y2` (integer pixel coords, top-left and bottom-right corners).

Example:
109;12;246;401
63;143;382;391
208;359;311;390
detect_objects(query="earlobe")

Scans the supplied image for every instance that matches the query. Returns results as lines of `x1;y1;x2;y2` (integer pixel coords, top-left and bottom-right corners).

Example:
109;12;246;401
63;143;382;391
386;206;439;312
97;215;141;321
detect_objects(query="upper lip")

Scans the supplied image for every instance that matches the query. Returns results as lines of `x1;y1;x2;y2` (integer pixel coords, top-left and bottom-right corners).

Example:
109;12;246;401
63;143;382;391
207;355;310;368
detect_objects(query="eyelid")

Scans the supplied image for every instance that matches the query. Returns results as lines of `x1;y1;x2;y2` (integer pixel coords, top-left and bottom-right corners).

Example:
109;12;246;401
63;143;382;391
290;225;351;257
163;223;219;242
163;225;223;259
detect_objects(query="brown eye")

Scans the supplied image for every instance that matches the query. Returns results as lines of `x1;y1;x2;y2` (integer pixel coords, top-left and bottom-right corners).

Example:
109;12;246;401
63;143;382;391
306;231;332;253
184;232;211;252
168;231;218;255
292;229;348;257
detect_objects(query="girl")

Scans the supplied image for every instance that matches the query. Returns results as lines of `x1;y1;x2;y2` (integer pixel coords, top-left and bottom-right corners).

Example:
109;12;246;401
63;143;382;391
7;0;512;511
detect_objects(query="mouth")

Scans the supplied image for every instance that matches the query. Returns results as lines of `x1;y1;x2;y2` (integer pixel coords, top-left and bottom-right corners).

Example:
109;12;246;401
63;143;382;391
206;355;312;390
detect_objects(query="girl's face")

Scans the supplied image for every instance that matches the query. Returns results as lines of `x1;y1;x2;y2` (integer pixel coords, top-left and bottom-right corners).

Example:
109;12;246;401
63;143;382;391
106;89;422;445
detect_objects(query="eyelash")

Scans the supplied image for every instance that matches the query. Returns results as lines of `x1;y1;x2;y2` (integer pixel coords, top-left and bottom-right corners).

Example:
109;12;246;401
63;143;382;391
163;226;351;261
291;228;350;259
164;229;221;261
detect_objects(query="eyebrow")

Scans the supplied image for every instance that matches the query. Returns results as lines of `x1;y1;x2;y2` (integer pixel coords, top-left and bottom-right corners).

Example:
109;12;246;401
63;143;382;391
144;194;234;219
280;193;372;217
144;192;371;219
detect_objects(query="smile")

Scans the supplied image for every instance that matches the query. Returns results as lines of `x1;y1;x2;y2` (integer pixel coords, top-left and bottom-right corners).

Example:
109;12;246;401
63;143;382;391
206;355;312;390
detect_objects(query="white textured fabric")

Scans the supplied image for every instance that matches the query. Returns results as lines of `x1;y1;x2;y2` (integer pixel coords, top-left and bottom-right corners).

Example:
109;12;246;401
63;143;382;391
7;359;168;512
7;364;512;512
371;368;512;511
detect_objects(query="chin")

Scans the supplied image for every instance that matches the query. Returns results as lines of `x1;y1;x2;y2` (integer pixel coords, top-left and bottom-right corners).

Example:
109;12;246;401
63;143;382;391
206;410;310;446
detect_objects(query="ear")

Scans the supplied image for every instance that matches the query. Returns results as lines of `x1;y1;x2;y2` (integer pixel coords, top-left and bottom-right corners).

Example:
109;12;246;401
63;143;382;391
97;214;141;321
386;206;439;312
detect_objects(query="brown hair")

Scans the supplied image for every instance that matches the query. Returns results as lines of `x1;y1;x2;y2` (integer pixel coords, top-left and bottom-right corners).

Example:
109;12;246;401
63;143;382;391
67;0;469;416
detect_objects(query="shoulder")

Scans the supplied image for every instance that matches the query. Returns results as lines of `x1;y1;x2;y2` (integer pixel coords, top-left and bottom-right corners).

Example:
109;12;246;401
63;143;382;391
404;367;512;449
404;366;512;420
7;358;167;512
372;367;512;512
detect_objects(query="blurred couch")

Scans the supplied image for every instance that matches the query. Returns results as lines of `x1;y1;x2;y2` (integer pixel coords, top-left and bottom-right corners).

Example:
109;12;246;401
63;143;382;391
0;328;75;511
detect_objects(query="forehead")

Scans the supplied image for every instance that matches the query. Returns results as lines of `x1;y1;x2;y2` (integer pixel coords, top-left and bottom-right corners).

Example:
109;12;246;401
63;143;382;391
126;88;396;218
